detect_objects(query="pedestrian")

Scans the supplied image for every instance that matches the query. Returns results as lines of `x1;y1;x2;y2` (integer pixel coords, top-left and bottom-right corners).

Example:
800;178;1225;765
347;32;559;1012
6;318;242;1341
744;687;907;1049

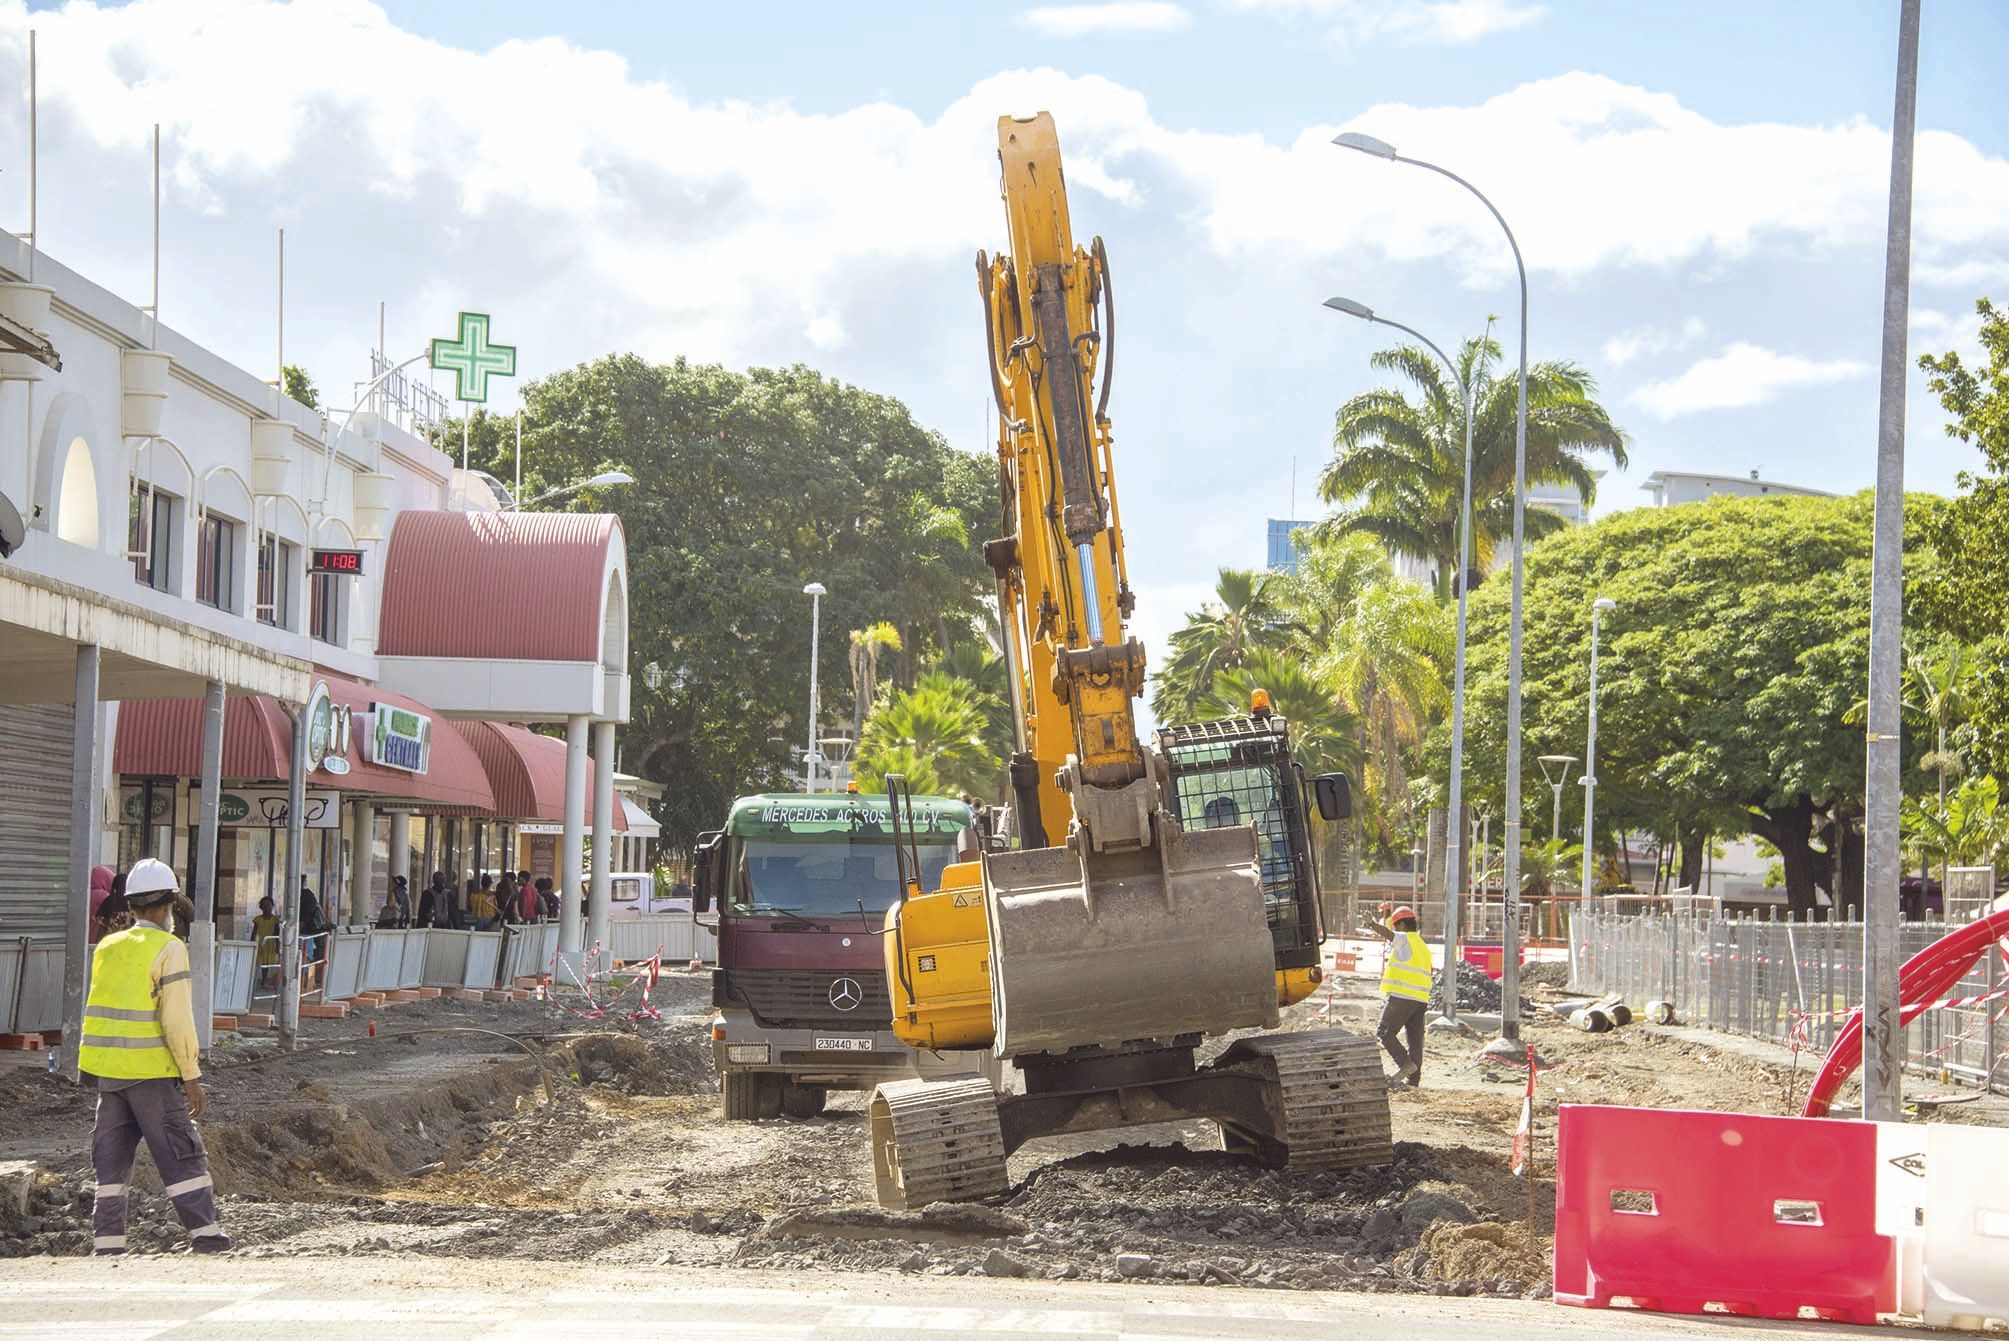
1362;902;1432;1087
250;897;281;990
469;875;497;931
496;873;520;926
297;877;330;988
415;871;446;929
376;875;410;930
80;857;230;1255
516;876;540;924
88;866;116;944
93;873;133;943
536;877;558;920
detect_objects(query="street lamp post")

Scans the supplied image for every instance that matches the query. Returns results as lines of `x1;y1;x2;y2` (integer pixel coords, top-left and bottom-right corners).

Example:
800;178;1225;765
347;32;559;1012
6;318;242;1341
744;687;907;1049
507;470;636;511
1323;296;1475;1024
1582;597;1617;905
1335;130;1532;1051
1538;756;1575;849
803;582;827;792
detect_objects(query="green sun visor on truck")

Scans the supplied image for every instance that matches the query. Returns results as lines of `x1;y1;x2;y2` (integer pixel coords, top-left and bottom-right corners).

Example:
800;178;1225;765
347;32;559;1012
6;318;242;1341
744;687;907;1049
722;793;973;841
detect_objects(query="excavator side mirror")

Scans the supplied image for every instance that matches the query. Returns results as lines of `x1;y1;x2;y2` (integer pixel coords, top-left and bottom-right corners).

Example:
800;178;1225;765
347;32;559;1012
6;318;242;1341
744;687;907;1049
1314;773;1352;822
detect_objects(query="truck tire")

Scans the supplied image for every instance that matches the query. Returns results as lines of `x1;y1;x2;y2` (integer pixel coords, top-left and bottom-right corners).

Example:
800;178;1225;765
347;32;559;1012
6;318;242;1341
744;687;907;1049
722;1071;783;1120
780;1083;827;1119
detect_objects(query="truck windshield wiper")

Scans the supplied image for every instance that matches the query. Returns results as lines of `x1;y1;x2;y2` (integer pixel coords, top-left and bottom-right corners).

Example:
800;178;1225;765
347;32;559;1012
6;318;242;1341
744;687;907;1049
753;904;817;925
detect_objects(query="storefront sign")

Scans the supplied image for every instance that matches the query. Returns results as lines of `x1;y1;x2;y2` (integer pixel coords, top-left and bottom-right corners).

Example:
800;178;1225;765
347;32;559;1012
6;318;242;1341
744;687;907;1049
366;702;431;774
309;548;366;576
518;823;564;835
119;788;173;825
305;681;333;771
211;787;342;829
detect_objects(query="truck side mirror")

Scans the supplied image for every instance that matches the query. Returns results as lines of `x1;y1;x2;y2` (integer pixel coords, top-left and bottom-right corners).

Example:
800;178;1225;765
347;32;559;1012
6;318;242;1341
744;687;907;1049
691;830;724;914
1314;773;1352;822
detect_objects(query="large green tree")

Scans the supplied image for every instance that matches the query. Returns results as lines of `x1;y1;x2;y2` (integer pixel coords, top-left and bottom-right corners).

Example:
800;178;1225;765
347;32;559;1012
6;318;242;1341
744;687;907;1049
1318;335;1627;599
1912;297;2009;776
1456;492;1941;919
456;356;994;848
1150;568;1289;722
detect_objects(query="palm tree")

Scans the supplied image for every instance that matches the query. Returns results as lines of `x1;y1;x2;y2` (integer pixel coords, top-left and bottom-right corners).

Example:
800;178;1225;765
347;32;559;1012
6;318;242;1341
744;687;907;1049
848;623;902;743
1152;568;1288;722
1199;650;1364;779
1319;335;1627;599
1309;572;1451;802
855;672;1003;800
929;639;1013;764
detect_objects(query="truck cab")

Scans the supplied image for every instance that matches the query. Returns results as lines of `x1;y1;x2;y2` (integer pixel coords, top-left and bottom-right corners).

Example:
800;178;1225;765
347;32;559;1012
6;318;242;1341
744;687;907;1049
694;791;990;1119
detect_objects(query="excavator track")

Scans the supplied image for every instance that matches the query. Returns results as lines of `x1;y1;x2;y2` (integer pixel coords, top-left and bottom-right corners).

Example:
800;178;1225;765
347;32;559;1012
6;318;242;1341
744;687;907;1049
868;1076;1010;1211
1215;1029;1395;1172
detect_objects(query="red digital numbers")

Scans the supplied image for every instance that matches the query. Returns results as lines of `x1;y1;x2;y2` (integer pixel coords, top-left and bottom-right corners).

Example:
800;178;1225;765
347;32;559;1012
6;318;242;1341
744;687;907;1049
310;549;365;575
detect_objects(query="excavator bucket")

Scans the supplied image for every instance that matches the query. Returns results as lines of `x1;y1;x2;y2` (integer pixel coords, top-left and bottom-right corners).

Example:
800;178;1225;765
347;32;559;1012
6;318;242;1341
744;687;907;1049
983;821;1280;1057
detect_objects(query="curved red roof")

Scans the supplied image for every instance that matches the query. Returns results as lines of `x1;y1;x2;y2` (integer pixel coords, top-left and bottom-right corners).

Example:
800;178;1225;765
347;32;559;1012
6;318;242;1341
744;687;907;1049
453;721;626;829
377;510;623;662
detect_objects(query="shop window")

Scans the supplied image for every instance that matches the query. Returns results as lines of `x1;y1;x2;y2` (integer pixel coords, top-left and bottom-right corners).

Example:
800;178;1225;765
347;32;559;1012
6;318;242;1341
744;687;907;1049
128;487;176;592
309;569;346;645
195;514;238;611
257;535;295;628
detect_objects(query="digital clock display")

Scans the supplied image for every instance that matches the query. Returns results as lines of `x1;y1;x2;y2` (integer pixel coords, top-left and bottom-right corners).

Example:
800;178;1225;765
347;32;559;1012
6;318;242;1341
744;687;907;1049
309;548;365;575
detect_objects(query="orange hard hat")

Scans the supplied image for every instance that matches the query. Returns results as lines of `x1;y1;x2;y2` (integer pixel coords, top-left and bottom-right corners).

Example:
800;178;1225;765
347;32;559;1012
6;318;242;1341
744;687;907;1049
1390;905;1419;924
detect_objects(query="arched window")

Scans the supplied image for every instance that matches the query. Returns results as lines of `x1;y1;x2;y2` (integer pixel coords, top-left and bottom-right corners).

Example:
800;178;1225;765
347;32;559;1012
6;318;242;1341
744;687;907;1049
55;437;99;548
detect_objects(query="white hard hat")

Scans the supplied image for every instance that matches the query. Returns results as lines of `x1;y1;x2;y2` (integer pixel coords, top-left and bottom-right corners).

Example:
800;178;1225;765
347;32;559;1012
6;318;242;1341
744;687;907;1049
125;857;180;903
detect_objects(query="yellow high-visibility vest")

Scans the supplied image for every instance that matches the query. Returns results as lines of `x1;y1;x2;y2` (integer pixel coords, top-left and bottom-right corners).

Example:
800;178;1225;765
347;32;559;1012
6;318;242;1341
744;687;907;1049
1380;929;1434;1003
77;924;181;1081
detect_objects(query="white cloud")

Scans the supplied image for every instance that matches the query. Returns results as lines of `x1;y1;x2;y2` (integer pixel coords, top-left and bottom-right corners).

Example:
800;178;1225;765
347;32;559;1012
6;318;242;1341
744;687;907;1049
1024;3;1191;36
1631;344;1871;420
1232;0;1546;45
1603;316;1706;368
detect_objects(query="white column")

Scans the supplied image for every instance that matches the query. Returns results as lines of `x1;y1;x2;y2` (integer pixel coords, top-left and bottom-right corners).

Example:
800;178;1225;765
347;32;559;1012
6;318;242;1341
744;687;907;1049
349;799;375;927
191;680;225;1052
59;645;101;1083
388;811;410;896
590;720;615;972
560;713;588;961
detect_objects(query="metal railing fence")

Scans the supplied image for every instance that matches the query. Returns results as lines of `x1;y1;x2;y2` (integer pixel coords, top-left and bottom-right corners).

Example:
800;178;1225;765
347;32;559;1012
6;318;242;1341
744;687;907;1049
1570;909;2003;1094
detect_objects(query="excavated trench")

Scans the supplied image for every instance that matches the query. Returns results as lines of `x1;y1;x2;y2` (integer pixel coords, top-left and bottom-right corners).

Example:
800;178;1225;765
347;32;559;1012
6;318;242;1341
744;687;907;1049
0;1001;1551;1295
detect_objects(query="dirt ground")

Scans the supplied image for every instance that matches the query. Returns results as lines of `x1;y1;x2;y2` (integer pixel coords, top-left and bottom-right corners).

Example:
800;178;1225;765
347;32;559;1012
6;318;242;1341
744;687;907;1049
2;967;1998;1297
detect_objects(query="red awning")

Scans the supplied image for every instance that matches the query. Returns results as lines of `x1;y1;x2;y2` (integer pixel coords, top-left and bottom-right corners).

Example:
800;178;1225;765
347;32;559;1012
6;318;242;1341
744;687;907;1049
453;720;626;829
113;673;495;813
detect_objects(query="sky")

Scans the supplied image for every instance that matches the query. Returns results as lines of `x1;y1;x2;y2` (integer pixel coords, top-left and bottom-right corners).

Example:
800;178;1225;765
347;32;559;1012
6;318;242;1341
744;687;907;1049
3;0;2007;660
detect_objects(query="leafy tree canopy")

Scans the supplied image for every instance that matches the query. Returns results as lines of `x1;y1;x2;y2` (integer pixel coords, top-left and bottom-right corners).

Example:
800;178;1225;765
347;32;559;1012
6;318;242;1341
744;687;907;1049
454;355;995;849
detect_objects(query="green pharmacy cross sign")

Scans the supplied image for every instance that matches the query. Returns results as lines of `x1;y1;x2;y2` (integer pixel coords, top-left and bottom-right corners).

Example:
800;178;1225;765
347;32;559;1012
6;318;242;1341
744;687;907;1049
430;311;516;404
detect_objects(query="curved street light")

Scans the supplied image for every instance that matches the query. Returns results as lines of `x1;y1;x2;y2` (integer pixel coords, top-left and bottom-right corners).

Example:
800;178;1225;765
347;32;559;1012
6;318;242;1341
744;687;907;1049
1323;294;1476;1028
803;582;828;792
508;470;635;511
1335;129;1533;1053
1583;597;1617;907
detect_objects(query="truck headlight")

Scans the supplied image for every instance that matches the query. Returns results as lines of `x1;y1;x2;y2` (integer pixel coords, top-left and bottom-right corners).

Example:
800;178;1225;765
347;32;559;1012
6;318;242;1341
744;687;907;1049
726;1044;770;1064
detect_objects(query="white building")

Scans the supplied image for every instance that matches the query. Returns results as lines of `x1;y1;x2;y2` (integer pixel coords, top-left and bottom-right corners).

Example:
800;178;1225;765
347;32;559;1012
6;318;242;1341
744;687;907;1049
1640;469;1832;507
0;225;640;1053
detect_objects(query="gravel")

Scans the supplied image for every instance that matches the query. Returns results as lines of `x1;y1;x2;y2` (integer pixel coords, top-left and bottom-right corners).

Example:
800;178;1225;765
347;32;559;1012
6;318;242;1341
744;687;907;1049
1430;962;1502;1014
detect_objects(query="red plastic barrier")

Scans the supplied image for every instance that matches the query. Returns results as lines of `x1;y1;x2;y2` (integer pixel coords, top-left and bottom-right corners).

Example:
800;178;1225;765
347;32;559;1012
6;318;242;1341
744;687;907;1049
1554;1105;1893;1324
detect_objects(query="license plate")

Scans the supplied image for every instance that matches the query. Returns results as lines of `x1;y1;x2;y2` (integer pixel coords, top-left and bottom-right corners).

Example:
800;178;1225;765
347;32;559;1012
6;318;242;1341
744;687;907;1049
814;1035;874;1052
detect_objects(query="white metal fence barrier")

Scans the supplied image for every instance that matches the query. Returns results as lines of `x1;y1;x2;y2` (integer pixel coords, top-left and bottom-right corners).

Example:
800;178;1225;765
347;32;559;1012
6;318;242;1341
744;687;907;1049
0;936;63;1034
608;916;716;966
1570;909;2004;1093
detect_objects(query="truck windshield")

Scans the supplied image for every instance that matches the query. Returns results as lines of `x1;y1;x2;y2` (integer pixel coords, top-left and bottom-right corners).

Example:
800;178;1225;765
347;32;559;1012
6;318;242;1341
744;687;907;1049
731;839;959;920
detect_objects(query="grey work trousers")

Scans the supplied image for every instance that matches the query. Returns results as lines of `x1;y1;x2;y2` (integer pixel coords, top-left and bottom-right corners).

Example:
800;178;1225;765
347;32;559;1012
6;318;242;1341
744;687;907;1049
1375;994;1427;1081
90;1077;223;1252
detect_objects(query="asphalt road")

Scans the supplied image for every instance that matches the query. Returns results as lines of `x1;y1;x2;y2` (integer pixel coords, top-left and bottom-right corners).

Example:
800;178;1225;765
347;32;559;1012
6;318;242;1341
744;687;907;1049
0;1258;1888;1340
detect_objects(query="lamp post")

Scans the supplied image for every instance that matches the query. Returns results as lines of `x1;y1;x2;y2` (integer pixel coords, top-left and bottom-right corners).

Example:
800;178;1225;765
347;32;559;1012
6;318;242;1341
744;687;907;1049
803;582;827;792
507;470;636;511
1323;296;1475;1022
1582;597;1617;906
1537;754;1575;943
1335;130;1532;1050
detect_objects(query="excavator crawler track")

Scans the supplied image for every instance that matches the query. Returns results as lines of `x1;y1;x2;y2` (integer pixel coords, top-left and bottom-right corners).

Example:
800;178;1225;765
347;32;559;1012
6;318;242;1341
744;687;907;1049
868;1076;1009;1211
1215;1029;1395;1172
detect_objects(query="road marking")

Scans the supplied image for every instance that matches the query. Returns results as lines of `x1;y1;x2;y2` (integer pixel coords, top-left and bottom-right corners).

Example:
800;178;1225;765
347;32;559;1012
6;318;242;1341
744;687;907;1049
831;1306;1118;1332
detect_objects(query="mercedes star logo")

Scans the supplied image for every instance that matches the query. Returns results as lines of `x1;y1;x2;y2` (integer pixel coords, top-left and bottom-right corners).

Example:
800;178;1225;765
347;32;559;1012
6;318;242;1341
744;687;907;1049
829;977;863;1012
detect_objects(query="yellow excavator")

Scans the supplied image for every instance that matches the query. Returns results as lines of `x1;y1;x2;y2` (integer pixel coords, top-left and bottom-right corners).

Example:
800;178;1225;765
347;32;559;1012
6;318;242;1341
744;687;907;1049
865;112;1394;1209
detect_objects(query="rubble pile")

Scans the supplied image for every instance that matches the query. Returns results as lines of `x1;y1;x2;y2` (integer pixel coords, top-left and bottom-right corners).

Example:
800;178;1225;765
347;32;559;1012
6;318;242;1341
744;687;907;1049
1431;961;1502;1013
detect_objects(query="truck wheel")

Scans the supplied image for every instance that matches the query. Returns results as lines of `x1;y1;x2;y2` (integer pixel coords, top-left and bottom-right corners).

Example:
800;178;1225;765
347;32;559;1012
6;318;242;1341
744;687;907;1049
722;1071;783;1120
780;1083;827;1118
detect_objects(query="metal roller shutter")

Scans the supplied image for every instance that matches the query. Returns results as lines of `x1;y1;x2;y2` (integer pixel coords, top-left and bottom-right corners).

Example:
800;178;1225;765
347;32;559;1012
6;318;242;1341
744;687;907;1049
0;703;77;939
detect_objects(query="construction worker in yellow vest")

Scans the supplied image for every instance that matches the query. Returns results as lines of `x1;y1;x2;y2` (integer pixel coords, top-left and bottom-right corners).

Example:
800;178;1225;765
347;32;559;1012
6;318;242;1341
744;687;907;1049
78;857;229;1255
1362;902;1433;1087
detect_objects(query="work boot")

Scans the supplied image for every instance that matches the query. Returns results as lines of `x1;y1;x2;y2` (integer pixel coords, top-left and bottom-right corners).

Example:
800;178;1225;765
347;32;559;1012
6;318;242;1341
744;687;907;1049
1394;1061;1420;1085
